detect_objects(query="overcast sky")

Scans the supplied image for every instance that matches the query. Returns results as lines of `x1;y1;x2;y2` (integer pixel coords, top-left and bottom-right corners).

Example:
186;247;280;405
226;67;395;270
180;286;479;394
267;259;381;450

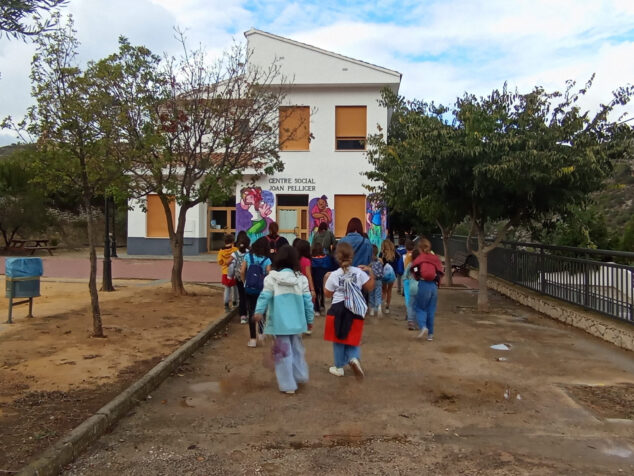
1;0;633;146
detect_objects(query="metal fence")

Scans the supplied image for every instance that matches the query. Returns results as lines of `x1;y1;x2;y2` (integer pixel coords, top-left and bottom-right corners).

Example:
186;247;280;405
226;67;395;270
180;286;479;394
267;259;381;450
430;236;634;324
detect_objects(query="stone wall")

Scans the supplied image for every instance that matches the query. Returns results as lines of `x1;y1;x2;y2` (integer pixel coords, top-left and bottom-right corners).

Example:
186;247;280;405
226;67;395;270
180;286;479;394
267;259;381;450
472;271;634;352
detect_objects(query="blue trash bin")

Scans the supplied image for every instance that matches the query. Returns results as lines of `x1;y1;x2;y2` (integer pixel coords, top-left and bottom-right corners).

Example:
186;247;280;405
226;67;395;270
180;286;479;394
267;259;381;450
5;257;43;323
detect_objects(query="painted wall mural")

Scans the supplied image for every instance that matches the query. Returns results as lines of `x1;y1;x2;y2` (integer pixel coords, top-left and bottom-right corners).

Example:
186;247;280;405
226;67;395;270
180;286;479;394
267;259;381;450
237;186;274;242
366;199;387;249
309;195;333;234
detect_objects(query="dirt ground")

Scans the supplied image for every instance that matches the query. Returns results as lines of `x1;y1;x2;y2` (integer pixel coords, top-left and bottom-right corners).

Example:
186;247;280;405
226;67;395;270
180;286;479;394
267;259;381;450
1;271;633;475
0;277;226;471
52;287;633;475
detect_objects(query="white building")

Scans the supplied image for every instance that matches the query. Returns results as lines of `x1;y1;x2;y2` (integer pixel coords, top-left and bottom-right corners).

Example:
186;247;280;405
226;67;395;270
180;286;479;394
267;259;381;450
127;29;401;255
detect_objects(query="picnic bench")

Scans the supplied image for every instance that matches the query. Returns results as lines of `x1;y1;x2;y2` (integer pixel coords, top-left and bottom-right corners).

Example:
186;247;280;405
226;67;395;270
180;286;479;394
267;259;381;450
448;251;477;276
8;239;57;256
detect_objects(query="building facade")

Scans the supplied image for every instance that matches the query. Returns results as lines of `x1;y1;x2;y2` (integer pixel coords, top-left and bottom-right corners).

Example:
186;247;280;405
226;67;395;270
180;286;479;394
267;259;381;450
127;29;401;255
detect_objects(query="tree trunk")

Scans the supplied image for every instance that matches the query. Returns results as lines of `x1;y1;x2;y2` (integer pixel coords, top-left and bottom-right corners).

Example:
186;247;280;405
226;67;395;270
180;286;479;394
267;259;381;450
84;201;104;337
475;250;489;312
171;234;186;296
441;233;454;287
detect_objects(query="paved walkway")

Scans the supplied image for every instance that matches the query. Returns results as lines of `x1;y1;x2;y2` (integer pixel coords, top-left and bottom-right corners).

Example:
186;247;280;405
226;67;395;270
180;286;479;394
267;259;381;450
64;288;634;475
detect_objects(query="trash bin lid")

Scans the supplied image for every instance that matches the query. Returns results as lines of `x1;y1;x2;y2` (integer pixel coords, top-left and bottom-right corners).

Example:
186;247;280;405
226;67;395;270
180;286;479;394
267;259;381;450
5;257;43;278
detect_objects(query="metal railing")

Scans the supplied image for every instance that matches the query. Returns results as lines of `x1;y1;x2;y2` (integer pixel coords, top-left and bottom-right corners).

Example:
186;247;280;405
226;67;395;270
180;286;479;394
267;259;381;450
431;236;634;324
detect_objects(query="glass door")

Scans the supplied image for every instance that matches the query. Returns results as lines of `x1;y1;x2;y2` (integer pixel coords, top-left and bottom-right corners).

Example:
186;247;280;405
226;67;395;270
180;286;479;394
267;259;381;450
277;206;309;243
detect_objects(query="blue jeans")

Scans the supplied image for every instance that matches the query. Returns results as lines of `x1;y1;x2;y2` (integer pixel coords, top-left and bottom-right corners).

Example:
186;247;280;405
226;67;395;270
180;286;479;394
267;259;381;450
273;335;309;392
368;282;382;309
414;280;438;334
333;342;361;368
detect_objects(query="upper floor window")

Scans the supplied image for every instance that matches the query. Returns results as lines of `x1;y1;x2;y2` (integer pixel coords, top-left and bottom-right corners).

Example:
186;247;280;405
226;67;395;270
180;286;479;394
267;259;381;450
279;106;310;151
335;106;366;150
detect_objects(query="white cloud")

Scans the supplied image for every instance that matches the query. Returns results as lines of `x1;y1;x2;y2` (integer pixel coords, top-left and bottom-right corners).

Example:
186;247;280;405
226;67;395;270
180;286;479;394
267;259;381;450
1;0;633;146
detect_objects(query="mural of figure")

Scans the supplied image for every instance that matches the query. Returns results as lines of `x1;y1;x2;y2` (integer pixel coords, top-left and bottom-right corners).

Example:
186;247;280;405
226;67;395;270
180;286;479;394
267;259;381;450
309;195;333;234
237;187;274;243
366;200;387;249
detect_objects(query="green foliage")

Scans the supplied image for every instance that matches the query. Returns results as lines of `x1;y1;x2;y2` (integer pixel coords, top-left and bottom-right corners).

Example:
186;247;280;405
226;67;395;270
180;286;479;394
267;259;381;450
0;0;67;41
0;146;52;247
620;216;634;252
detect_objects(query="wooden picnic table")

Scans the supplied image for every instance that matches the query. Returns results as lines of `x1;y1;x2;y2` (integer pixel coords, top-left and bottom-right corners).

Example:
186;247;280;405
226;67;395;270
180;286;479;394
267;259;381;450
8;239;57;255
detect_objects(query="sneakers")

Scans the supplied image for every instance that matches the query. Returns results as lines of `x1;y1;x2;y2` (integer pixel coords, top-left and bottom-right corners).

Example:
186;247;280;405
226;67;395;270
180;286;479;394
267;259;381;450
407;322;416;331
329;366;344;377
417;327;428;339
240;315;248;324
369;308;376;317
383;305;390;315
304;329;312;336
284;390;295;395
427;335;434;341
247;339;257;347
348;358;365;379
257;333;266;344
224;303;230;312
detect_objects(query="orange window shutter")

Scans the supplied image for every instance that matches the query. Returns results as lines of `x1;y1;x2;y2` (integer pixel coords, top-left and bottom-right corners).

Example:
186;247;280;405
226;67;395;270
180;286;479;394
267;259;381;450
335;106;366;138
279;106;309;150
334;195;367;237
147;195;175;238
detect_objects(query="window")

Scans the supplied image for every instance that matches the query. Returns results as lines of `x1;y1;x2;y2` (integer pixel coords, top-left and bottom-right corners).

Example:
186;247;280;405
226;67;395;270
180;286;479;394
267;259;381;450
146;194;175;238
335;106;366;150
334;195;366;237
279;106;310;151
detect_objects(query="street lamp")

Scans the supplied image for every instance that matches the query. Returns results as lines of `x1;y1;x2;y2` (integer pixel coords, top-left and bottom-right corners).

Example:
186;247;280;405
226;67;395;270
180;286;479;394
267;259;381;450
102;195;114;292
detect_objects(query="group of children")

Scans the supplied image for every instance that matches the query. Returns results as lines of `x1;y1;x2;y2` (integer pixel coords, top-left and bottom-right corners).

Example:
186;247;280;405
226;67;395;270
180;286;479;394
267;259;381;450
217;225;442;394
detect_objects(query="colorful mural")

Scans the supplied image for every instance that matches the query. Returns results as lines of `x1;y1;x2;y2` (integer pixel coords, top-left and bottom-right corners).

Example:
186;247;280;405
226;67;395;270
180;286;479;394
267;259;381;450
309;195;333;234
366;199;387;248
237;186;274;243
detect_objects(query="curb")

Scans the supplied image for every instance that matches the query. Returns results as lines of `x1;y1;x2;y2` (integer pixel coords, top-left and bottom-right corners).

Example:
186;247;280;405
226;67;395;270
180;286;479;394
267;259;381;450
18;308;238;476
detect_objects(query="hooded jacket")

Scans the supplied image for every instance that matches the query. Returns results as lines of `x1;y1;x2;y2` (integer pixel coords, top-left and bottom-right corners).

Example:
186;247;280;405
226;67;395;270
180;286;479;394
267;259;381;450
339;232;372;266
255;269;314;335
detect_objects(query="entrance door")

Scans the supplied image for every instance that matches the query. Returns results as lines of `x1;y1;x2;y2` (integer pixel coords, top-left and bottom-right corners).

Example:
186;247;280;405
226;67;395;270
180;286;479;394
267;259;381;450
277;206;309;243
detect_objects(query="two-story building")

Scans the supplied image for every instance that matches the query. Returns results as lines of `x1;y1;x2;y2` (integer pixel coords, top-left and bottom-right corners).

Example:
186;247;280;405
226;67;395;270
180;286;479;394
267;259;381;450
127;29;401;255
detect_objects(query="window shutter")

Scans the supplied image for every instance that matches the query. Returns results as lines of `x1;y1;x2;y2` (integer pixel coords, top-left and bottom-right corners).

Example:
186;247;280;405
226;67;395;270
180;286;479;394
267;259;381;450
335;106;366;138
147;195;175;238
279;106;310;150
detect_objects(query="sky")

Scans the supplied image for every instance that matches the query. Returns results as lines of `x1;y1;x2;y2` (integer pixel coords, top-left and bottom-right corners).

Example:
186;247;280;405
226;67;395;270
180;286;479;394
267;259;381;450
1;0;633;146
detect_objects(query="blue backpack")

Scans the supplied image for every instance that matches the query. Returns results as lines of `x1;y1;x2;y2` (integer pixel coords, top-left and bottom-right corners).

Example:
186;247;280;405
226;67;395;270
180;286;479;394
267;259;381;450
244;252;266;295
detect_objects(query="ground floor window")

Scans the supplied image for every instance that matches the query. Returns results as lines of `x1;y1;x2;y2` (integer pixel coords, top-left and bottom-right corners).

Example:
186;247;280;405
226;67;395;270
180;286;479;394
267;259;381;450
277;194;309;243
208;198;236;252
334;194;366;237
147;195;175;238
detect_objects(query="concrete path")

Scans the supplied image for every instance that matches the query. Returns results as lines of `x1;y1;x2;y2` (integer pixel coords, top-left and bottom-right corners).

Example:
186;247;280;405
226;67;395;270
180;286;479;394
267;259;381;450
63;288;634;475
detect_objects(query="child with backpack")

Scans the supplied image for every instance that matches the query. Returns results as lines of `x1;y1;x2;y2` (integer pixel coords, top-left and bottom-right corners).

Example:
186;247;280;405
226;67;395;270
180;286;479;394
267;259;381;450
323;241;375;379
241;236;271;347
253;245;314;394
410;238;444;341
310;241;334;316
217;234;238;311
380;239;397;314
368;244;384;317
402;239;416;329
229;232;250;324
265;222;289;259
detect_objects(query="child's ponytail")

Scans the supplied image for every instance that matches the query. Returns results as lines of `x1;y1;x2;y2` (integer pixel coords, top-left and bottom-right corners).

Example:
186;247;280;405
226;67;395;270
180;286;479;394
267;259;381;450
335;241;354;273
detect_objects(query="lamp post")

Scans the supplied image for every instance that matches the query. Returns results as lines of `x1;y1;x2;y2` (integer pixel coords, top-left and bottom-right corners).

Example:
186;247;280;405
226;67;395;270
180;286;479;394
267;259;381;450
102;195;114;291
110;196;118;258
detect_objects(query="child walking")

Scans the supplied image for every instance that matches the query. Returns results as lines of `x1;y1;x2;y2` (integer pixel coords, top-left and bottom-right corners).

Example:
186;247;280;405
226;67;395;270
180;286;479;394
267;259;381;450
380;239;397;314
310;241;334;316
324;241;375;378
254;245;314;394
368;244;384;317
410;238;444;341
217;234;238;311
402;239;416;329
231;232;250;324
241;237;271;347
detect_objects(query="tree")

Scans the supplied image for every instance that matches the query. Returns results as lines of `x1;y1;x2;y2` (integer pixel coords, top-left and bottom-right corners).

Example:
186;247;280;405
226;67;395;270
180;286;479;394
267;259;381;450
365;90;470;285
22;16;126;336
0;146;52;248
455;79;633;310
0;0;67;40
95;33;291;295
